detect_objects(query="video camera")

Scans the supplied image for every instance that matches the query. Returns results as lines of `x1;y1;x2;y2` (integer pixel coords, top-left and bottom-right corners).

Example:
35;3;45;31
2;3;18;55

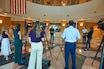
97;20;104;31
41;23;46;30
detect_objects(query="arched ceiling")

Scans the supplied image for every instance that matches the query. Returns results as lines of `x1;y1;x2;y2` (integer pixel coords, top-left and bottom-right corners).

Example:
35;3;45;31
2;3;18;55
27;0;92;6
25;0;104;22
0;0;104;23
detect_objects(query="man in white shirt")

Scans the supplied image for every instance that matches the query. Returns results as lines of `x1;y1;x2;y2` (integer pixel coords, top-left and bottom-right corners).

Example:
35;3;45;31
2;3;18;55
61;20;81;69
82;27;88;44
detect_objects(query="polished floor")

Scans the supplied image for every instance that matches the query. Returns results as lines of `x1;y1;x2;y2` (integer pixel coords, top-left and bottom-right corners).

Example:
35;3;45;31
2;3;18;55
0;37;102;69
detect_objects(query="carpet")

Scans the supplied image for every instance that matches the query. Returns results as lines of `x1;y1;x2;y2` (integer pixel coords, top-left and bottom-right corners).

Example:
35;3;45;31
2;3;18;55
0;53;14;66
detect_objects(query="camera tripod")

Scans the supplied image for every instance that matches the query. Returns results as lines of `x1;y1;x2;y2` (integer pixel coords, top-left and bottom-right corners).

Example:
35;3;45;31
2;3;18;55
43;40;54;62
92;36;104;69
55;44;64;64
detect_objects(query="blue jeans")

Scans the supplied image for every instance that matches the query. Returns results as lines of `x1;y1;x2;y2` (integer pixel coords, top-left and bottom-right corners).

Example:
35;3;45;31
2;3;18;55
64;42;76;69
86;37;91;49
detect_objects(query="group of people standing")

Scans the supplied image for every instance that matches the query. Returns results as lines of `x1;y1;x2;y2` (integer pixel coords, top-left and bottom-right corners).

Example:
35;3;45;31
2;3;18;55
0;24;24;69
0;21;46;69
0;20;94;69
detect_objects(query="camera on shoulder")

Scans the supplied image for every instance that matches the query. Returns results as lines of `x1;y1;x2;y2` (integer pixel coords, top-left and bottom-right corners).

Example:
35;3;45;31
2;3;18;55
97;20;104;31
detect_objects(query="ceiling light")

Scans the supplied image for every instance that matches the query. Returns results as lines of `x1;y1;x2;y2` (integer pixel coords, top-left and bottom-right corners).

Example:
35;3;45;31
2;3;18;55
62;23;65;26
80;23;83;26
0;20;2;24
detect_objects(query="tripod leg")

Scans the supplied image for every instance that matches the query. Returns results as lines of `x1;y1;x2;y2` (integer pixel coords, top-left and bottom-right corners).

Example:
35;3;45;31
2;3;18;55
91;45;101;65
55;45;64;64
99;44;104;69
91;39;103;65
49;48;53;62
55;48;61;64
45;42;54;62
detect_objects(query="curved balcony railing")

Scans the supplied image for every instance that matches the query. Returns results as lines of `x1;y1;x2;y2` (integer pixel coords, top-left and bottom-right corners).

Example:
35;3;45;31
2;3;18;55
27;0;91;6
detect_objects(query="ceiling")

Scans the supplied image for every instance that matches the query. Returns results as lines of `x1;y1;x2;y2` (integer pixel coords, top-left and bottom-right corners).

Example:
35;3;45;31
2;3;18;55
0;0;104;23
27;0;92;6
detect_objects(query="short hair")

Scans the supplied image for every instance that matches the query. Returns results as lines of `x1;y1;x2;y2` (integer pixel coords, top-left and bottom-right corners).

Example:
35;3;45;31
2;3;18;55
69;20;75;26
98;20;102;23
16;23;21;28
15;23;21;31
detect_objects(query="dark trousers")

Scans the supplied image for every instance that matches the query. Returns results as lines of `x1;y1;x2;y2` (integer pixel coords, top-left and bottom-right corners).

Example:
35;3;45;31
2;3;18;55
50;34;54;43
86;37;91;49
64;42;76;69
14;45;22;64
83;35;86;44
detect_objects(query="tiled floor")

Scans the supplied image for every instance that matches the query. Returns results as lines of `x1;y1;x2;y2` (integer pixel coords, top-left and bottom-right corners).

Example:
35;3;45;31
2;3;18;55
0;38;102;69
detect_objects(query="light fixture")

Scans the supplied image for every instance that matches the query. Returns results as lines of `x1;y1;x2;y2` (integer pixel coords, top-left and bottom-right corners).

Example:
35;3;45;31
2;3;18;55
61;1;66;6
62;23;65;26
46;23;48;26
0;20;2;23
80;23;83;26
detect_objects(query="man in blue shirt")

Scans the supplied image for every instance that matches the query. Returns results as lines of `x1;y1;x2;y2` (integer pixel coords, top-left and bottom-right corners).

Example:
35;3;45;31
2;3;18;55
61;20;80;69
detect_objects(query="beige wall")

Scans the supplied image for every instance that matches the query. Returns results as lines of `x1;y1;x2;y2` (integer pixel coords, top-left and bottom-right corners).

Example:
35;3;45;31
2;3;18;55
60;20;68;31
0;16;11;32
11;21;25;36
0;16;103;40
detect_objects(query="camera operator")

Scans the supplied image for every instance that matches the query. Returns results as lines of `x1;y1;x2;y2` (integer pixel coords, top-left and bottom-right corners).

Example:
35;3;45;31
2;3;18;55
97;20;104;31
96;20;104;69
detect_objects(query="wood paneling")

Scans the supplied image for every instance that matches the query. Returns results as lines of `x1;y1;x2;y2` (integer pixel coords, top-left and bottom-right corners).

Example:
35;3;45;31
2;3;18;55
0;16;11;32
60;20;68;31
86;22;102;39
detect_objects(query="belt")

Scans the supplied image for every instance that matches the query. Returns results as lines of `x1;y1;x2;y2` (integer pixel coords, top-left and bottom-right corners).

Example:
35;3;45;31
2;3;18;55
32;41;41;43
66;42;75;44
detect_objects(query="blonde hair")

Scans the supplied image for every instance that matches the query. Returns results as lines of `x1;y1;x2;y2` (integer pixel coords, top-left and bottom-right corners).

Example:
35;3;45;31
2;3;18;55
33;21;41;38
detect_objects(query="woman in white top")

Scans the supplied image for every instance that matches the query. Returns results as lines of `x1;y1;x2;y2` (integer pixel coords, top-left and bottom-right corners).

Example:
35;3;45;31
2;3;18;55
1;26;11;60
